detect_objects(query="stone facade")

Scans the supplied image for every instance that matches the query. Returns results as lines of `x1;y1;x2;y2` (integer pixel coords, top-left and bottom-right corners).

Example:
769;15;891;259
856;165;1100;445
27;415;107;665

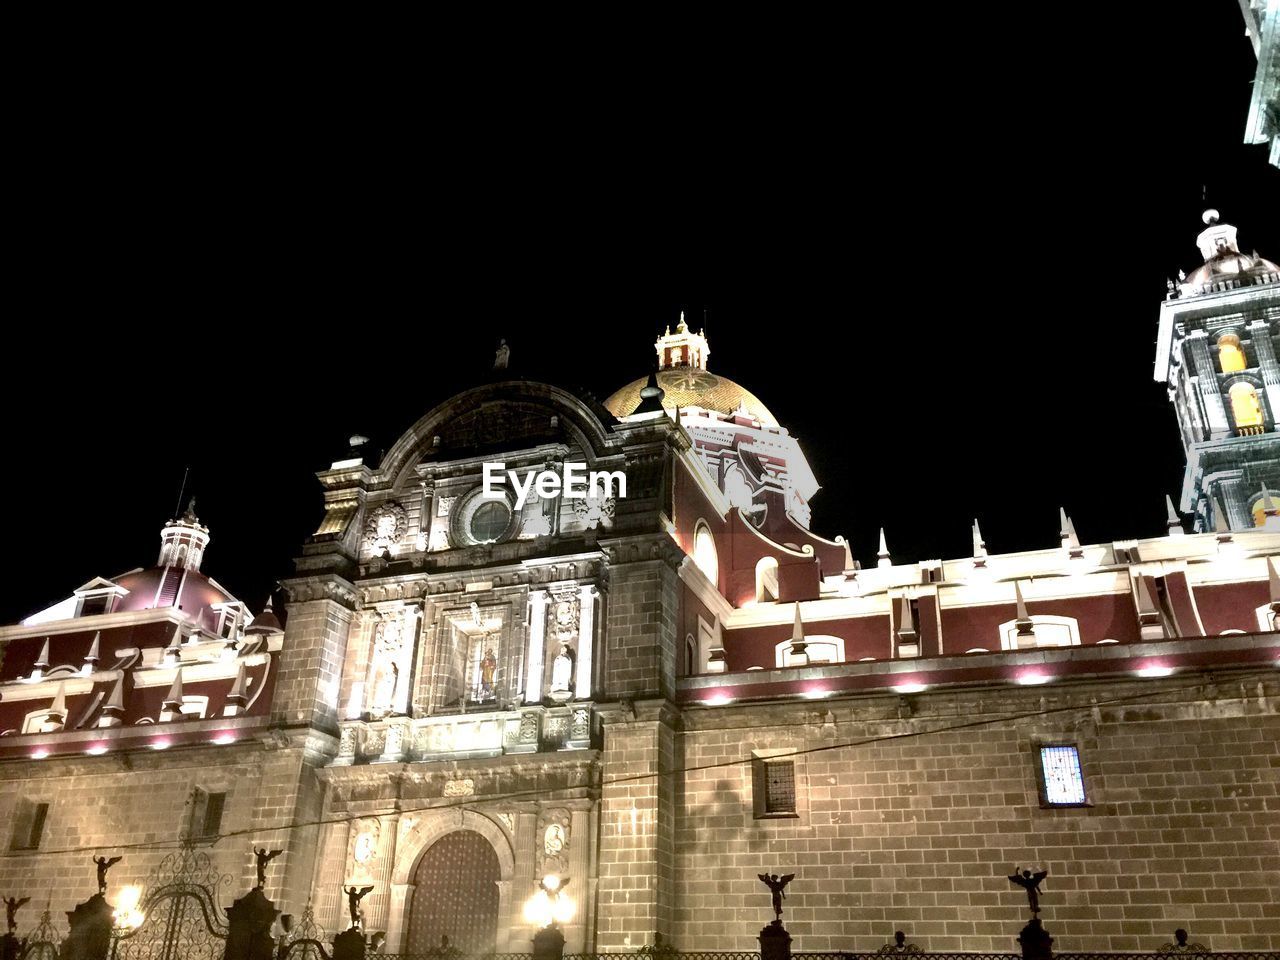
1;297;1278;954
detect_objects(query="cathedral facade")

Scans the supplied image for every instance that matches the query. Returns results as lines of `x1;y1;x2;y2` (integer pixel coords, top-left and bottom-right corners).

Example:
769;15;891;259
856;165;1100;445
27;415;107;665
0;216;1277;954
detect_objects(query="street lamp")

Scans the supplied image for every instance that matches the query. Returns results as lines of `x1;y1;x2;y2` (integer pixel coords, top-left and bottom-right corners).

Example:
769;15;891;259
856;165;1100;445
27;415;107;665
111;887;144;932
524;875;574;960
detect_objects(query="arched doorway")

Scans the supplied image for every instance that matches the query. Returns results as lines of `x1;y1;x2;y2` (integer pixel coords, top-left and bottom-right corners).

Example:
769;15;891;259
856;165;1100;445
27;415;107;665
405;830;500;955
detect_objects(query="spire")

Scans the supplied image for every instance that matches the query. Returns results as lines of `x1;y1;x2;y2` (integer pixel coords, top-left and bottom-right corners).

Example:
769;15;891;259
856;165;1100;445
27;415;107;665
634;371;666;415
1212;495;1232;537
32;637;51;678
99;676;125;728
224;663;249;717
1269;556;1280;609
1261;485;1280;527
1013;581;1035;643
972;519;987;567
161;668;185;721
83;631;101;672
877;529;892;568
1059;508;1083;558
49;681;67;720
789;604;808;663
1165;495;1185;536
896;594;918;650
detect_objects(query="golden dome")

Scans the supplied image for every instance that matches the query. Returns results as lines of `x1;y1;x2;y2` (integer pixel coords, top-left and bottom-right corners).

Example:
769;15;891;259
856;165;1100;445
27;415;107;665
604;368;780;428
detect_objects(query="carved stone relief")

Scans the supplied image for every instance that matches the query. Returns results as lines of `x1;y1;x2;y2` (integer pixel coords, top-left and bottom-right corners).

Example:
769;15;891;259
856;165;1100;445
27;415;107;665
365;502;408;554
538;808;571;878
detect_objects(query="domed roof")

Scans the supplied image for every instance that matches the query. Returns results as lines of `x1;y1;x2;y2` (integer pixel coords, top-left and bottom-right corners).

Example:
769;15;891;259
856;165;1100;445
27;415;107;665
112;566;236;634
1182;250;1280;294
604;367;780;428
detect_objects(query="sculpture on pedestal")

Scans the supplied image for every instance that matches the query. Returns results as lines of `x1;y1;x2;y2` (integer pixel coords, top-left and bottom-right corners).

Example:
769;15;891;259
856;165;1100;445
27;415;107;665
3;898;29;936
1007;868;1048;915
344;885;374;929
757;873;794;924
92;857;120;897
253;847;283;889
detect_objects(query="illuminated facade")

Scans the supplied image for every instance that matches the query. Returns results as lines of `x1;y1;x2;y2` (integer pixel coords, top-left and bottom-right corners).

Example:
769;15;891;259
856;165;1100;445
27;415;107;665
1238;0;1279;168
1;223;1278;953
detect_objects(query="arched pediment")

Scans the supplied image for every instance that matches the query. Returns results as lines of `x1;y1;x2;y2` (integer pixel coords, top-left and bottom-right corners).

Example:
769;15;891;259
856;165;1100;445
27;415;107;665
378;382;617;490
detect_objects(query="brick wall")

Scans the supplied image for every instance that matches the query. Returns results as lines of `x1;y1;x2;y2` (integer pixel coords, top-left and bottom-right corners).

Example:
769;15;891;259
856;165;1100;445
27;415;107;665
672;676;1280;953
273;591;355;734
602;556;679;701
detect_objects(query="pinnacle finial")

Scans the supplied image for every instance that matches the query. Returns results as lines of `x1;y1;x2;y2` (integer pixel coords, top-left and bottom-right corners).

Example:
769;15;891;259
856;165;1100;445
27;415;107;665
49;682;67;720
972;519;987;558
1165;495;1184;535
877;528;892;568
791;603;805;644
163;667;184;708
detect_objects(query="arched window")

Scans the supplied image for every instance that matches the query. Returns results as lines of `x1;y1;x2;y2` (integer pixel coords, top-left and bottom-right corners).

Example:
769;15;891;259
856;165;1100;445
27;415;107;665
755;556;779;602
1229;382;1264;433
692;521;718;585
1217;334;1246;373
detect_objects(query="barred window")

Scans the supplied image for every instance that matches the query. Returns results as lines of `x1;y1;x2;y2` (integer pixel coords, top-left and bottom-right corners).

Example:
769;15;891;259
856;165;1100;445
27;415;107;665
1037;744;1089;807
753;756;799;818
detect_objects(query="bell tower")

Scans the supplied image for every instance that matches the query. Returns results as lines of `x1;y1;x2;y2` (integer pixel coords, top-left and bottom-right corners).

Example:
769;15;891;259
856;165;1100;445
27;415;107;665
1155;210;1280;530
157;498;210;571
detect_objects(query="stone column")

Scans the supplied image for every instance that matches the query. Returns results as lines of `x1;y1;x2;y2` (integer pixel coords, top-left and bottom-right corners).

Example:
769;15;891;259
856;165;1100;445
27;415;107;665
386;882;414;954
1217;475;1252;529
1249;319;1280;419
575;586;596;700
526;591;549;704
1184;331;1231;438
315;819;352;935
362;813;400;936
418;479;436;551
565;807;592;952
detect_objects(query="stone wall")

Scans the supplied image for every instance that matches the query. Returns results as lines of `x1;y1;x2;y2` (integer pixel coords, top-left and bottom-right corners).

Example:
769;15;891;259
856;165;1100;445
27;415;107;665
672;674;1280;953
0;740;310;920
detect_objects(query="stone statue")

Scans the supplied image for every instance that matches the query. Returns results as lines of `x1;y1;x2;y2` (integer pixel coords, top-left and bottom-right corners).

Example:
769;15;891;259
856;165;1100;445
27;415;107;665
494;339;510;370
4;897;30;934
344;885;374;929
479;647;497;696
1008;868;1048;915
92;856;121;896
757;873;794;923
369;619;403;714
550;643;574;692
253;847;283;888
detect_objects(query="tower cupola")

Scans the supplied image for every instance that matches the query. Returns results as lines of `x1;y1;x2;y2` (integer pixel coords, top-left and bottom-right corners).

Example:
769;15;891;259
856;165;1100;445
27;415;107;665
158;498;210;572
655;311;710;371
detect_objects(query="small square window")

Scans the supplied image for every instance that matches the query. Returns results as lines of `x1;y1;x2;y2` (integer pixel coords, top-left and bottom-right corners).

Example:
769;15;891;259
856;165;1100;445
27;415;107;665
1037;744;1089;807
753;757;799;818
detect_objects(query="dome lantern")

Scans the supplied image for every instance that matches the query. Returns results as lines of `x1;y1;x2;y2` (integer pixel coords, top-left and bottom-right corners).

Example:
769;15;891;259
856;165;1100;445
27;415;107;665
158;498;210;572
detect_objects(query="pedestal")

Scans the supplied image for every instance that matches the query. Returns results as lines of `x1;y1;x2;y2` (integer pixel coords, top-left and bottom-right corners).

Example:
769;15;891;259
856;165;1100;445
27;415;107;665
1;933;23;960
222;887;279;960
759;919;792;960
333;928;367;960
1017;917;1053;960
532;924;566;960
62;894;113;960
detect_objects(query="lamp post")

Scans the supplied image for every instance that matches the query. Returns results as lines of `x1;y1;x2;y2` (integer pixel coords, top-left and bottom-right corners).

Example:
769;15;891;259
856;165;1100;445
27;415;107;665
523;875;573;960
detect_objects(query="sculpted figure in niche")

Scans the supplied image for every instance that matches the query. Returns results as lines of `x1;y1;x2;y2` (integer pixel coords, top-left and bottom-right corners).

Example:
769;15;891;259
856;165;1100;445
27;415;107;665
550;641;574;694
544;823;566;856
368;617;404;715
479;646;497;699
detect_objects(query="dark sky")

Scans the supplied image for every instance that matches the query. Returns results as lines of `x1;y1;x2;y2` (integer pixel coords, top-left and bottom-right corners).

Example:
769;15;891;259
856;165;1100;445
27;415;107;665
4;4;1278;624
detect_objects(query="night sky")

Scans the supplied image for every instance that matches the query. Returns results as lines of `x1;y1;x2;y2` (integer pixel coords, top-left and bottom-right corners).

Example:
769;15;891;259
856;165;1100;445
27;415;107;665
4;3;1278;624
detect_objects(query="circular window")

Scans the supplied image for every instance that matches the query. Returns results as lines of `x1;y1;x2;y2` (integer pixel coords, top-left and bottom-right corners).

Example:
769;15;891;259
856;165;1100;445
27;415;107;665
470;501;511;543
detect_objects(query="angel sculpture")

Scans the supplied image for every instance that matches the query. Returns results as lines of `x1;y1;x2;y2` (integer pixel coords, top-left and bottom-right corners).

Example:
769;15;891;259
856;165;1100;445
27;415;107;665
1007;868;1048;915
4;896;30;934
254;847;284;888
757;873;795;923
92;856;122;896
344;885;375;929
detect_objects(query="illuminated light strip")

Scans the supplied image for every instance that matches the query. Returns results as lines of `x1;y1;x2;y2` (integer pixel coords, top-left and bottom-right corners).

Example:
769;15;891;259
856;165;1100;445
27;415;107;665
31;749;49;760
150;740;171;751
1135;665;1174;678
703;694;734;706
85;744;109;756
1016;673;1051;685
893;682;927;694
211;734;237;745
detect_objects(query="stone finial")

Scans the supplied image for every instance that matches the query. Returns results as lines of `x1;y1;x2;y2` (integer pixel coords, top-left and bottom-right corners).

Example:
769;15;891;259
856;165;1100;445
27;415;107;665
1059;509;1083;558
83;632;101;670
972;519;988;567
225;664;249;717
877;529;892;568
1165;495;1185;536
100;676;125;727
1268;556;1280;608
1014;582;1035;639
1260;485;1279;527
33;637;51;673
789;604;808;665
48;682;68;723
161;668;185;721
